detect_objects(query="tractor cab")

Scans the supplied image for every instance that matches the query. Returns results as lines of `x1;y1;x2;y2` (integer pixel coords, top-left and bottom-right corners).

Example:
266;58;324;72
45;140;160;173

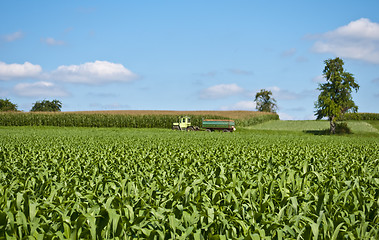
172;116;193;131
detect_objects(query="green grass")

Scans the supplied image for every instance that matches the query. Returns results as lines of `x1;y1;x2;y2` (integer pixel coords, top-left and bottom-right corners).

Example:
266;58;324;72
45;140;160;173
367;120;379;131
246;120;330;132
347;121;379;134
246;120;379;135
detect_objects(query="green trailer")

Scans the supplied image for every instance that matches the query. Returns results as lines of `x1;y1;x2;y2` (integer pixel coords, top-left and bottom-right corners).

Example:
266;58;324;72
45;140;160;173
202;119;235;132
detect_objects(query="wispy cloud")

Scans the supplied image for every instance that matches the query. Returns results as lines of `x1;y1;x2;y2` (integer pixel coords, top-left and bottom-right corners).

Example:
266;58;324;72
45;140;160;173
50;61;138;84
372;77;379;83
64;27;73;34
281;48;296;57
41;37;66;46
278;112;295;120
198;71;218;77
311;18;379;64
14;81;68;97
286;107;306;112
220;100;256;111
267;86;311;100
296;56;308;63
200;83;244;99
1;31;24;42
87;92;117;98
0;61;42;80
89;103;130;110
312;75;325;83
228;69;253;76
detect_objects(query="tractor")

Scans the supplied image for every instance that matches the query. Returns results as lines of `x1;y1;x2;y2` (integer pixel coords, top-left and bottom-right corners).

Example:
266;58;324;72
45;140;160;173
172;116;198;131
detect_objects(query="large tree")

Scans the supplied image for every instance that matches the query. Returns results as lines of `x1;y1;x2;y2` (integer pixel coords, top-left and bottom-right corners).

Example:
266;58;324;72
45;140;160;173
0;98;18;111
31;99;62;112
254;89;277;113
315;57;359;134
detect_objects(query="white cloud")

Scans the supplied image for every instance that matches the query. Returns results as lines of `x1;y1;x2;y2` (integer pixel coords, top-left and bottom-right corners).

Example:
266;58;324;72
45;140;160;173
0;60;138;85
41;37;65;46
268;86;300;100
326;18;379;40
14;81;68;97
312;18;379;64
51;61;138;84
200;83;244;99
2;31;24;42
220;100;256;111
0;61;42;80
312;75;325;83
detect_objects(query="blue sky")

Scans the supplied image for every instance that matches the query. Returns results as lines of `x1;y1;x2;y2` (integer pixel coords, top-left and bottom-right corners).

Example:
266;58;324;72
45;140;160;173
1;1;378;120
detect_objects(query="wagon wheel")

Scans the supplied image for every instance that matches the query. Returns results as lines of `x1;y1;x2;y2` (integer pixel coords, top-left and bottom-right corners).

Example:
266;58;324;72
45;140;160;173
223;129;230;132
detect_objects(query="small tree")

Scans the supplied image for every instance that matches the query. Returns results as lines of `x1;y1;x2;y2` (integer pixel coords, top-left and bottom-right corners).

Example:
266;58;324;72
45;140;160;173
254;89;277;113
0;98;18;111
31;99;62;112
315;57;359;134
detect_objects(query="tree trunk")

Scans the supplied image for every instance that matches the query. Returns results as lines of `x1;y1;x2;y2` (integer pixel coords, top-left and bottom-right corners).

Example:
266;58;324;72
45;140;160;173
330;116;336;134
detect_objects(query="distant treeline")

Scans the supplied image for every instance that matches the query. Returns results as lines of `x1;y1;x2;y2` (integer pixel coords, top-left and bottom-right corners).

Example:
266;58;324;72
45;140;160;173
341;113;379;121
0;112;279;128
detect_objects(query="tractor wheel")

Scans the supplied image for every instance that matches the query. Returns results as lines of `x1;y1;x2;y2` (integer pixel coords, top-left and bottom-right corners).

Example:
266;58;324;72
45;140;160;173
187;126;194;131
172;126;180;130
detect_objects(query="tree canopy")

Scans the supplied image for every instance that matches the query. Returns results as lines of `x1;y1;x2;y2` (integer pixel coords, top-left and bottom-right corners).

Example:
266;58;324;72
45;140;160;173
315;57;359;134
31;100;62;112
254;89;277;113
0;98;18;111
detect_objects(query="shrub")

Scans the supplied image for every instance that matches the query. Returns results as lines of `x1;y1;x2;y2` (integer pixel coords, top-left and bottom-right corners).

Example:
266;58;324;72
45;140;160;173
31;99;62;112
0;98;18;111
335;122;351;134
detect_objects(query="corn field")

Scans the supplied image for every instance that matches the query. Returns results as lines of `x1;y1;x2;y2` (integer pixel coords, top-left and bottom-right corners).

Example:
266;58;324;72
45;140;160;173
0;112;278;128
0;127;378;239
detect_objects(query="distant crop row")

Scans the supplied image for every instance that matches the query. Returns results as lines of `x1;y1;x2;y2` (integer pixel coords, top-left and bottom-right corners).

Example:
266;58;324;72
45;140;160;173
0;112;278;128
0;127;378;239
341;112;379;121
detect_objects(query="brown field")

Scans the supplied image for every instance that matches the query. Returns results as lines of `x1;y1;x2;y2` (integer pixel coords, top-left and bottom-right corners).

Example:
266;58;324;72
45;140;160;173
65;110;275;119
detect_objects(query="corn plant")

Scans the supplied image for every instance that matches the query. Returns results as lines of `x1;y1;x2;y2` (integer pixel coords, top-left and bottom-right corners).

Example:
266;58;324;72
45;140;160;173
0;127;378;239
